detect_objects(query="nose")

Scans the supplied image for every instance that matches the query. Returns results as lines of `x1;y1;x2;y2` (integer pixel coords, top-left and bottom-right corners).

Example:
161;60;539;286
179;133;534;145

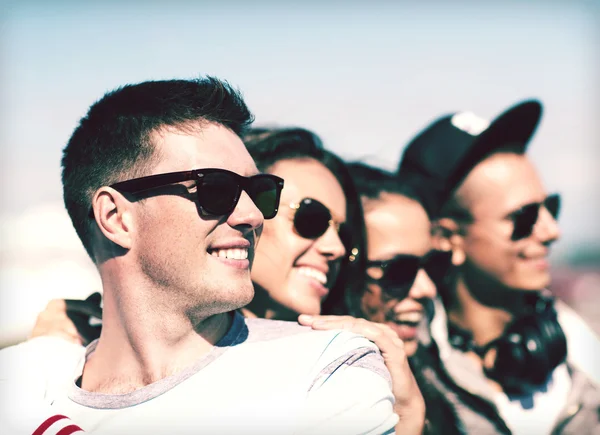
227;191;264;233
407;269;437;301
534;206;561;245
315;224;347;261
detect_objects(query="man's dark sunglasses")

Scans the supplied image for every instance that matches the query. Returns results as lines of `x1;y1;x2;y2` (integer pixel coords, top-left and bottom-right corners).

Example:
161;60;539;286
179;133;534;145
290;198;353;252
366;250;453;300
510;193;560;241
107;168;284;219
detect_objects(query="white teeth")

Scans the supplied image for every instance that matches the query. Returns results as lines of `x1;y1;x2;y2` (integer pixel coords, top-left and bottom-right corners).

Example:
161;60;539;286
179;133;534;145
297;267;327;285
211;248;248;260
395;312;423;323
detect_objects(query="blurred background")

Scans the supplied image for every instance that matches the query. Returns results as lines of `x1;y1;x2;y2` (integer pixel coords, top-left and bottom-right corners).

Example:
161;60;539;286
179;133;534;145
1;0;598;346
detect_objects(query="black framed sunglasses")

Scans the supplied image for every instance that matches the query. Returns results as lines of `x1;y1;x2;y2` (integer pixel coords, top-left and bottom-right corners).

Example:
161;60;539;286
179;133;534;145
366;250;453;300
105;168;284;219
509;193;560;241
290;198;353;252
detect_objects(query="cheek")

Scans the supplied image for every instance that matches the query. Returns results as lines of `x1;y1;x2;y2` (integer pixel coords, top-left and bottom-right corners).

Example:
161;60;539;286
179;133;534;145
464;228;546;287
466;228;519;265
256;222;293;267
139;210;197;250
136;210;207;284
253;221;309;289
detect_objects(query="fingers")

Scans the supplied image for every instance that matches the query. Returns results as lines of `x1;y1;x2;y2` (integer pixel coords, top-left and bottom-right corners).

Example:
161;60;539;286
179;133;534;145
298;314;405;357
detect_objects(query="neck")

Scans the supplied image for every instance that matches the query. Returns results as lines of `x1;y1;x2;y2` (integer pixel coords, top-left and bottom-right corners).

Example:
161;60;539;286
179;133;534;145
81;264;232;394
446;273;528;347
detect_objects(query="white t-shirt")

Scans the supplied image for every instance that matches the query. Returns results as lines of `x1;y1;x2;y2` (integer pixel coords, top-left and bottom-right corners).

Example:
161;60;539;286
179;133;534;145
0;312;398;435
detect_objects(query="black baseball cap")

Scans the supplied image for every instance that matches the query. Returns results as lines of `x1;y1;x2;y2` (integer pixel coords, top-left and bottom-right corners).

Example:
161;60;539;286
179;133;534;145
397;99;543;216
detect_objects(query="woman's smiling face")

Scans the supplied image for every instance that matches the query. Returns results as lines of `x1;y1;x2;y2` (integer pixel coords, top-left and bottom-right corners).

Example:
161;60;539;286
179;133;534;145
251;157;348;316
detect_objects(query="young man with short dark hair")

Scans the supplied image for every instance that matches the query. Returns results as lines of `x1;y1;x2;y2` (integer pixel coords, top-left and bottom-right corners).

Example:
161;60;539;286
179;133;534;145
398;100;600;434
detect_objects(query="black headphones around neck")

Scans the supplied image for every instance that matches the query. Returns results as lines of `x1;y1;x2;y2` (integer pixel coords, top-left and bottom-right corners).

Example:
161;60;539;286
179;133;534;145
447;292;567;395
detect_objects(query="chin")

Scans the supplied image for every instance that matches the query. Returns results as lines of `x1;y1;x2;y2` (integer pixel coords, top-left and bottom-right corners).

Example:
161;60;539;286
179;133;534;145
237;284;256;308
219;283;255;313
507;276;551;292
289;297;322;316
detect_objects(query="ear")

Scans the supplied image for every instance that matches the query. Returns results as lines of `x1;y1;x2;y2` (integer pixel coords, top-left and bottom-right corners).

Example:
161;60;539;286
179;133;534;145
432;218;466;266
91;187;134;252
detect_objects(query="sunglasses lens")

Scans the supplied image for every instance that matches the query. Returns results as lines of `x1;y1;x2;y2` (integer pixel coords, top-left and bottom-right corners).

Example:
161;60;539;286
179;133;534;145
424;251;452;284
294;199;331;239
249;176;280;219
378;257;421;299
197;172;240;215
512;204;539;240
545;194;561;220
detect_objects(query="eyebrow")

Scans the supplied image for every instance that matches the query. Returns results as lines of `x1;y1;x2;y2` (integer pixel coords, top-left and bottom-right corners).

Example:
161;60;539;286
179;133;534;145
327;203;346;224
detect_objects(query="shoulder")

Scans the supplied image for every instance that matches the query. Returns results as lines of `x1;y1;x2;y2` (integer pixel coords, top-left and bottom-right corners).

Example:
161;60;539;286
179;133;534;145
244;317;380;356
0;337;85;397
555;300;600;385
563;365;600;432
1;336;85;371
244;317;313;342
568;364;600;398
242;317;389;386
0;337;85;422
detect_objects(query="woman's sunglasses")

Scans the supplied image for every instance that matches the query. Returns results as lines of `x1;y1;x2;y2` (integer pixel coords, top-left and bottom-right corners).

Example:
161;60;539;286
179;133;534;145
509;193;560;241
366;250;453;300
289;198;353;252
107;168;285;219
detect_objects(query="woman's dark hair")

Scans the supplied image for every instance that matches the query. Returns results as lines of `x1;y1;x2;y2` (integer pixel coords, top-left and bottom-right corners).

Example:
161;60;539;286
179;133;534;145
242;127;367;316
347;161;432;219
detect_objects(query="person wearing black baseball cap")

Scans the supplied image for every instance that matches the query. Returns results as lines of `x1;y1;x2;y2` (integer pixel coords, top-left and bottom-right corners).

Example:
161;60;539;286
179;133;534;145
398;99;600;434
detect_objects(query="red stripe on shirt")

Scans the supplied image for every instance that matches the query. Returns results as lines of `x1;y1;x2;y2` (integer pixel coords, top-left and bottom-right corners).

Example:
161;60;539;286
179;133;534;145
56;424;84;435
32;415;69;435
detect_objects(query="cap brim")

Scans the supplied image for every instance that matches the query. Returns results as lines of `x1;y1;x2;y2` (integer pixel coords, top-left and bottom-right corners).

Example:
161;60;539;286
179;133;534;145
449;100;543;187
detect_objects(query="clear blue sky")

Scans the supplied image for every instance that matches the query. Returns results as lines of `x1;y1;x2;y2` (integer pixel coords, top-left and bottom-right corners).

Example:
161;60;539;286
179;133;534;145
1;0;598;263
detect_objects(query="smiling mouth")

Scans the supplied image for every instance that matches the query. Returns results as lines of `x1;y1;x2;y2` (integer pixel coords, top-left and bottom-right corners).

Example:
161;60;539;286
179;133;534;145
390;311;423;328
209;248;249;260
296;267;328;286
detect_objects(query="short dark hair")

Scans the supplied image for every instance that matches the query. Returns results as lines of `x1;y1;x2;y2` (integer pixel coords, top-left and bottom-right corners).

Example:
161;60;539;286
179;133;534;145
348;161;432;219
62;76;254;260
242;127;367;316
437;144;527;222
345;161;436;316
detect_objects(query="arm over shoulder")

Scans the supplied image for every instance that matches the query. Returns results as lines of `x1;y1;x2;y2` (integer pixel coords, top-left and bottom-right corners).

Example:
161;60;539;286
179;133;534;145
297;331;398;435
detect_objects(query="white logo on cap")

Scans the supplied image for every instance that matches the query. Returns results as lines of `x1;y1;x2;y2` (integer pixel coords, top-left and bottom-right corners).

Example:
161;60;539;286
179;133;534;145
451;112;490;136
